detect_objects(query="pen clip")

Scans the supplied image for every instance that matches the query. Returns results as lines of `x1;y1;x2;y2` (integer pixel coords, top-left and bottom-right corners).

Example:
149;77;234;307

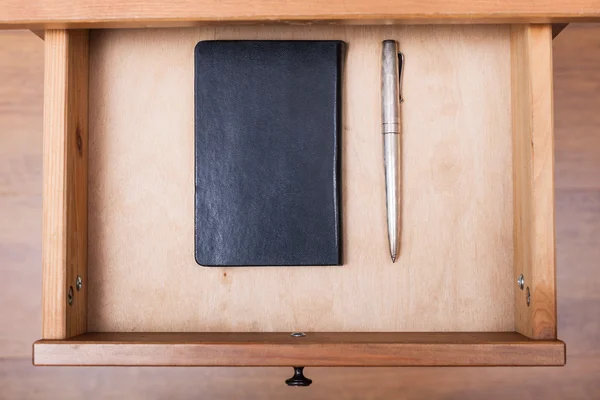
398;52;405;103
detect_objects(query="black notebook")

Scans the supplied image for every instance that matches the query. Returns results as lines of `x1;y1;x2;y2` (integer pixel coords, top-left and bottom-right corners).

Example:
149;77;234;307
194;40;344;266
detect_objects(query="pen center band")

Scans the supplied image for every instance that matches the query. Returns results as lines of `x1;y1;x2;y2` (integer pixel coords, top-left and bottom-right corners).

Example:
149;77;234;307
382;122;400;134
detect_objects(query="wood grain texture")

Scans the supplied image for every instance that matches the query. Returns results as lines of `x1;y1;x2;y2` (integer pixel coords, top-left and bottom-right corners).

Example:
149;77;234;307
2;0;600;29
0;30;44;360
1;24;600;399
0;32;44;198
87;25;514;333
8;356;600;400
510;25;557;340
33;332;565;366
554;25;600;191
42;30;89;339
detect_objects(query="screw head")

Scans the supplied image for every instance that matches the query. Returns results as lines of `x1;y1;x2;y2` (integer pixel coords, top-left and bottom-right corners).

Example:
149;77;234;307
526;287;531;306
517;274;524;290
291;332;306;337
68;286;74;305
76;276;83;291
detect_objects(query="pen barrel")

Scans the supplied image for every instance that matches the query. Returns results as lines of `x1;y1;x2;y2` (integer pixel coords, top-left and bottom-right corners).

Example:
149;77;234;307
384;133;401;260
382;40;400;134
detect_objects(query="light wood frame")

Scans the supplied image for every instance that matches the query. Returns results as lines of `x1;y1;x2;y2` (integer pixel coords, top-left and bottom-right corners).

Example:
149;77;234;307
34;25;564;367
0;1;599;29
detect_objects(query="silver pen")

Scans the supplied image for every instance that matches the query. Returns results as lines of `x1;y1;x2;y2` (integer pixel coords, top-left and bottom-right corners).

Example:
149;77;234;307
381;40;403;262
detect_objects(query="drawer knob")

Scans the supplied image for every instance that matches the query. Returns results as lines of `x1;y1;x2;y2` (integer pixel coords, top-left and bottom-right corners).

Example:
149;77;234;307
285;367;312;387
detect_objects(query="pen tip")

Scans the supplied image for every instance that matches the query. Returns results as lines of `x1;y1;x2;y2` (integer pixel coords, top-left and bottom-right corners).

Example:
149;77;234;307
391;255;397;263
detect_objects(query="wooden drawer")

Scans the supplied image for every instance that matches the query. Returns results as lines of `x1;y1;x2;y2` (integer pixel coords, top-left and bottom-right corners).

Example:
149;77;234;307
34;25;564;371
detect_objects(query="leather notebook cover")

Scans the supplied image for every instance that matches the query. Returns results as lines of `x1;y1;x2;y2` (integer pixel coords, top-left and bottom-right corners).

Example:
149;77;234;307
194;40;344;266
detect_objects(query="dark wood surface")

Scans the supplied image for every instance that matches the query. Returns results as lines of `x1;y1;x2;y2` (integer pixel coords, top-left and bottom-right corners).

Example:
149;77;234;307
1;26;600;397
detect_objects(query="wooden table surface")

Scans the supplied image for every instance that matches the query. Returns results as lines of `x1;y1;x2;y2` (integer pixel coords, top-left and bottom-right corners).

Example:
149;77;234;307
1;26;599;398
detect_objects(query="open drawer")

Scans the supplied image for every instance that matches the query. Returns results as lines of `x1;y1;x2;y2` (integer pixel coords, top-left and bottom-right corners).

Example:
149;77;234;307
34;25;564;372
